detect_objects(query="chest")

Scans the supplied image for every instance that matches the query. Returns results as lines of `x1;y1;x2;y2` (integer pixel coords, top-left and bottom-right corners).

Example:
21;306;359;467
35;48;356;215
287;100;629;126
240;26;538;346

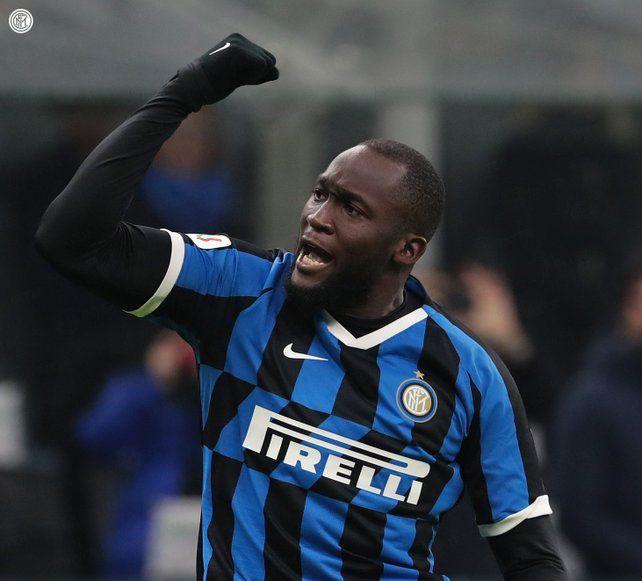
200;302;472;519
218;301;466;463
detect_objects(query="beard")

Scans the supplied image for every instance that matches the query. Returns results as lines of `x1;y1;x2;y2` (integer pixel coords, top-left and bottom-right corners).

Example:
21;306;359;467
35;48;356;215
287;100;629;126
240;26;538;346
285;256;384;313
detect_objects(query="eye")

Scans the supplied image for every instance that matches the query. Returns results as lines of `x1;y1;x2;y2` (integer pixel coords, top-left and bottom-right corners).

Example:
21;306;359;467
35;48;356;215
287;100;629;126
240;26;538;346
312;188;326;202
343;202;361;217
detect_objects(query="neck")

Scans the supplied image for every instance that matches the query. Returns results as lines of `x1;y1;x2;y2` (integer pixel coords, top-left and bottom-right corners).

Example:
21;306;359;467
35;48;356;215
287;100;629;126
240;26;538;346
336;278;407;319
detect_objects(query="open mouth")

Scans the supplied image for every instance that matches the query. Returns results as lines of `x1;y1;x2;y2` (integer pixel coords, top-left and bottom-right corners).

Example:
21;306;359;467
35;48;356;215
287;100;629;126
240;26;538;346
296;240;333;273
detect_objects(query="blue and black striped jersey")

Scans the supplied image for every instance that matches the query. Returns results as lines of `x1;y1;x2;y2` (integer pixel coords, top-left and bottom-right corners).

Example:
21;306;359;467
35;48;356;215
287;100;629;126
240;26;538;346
128;231;551;581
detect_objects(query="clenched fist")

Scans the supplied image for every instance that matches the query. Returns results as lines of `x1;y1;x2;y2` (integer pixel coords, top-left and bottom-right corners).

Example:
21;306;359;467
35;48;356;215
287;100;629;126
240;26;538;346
182;33;279;107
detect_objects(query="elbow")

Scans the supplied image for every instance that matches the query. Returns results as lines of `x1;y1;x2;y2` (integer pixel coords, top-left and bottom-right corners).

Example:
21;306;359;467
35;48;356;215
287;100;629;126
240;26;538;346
34;206;74;270
34;220;51;257
34;216;61;265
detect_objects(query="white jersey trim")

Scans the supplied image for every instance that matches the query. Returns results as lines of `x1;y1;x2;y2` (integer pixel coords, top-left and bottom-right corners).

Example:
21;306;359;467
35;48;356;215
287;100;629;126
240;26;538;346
322;307;428;350
125;229;185;318
478;494;553;537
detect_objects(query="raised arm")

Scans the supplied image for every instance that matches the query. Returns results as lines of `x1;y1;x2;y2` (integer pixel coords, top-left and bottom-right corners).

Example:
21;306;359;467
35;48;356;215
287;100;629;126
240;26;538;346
35;33;278;311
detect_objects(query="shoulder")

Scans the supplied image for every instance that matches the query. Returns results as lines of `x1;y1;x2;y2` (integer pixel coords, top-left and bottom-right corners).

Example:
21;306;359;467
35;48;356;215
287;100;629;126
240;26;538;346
422;299;510;395
172;231;294;295
180;232;286;262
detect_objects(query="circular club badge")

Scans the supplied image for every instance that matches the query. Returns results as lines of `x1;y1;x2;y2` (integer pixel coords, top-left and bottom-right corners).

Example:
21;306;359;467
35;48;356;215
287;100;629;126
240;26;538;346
395;377;438;423
8;9;33;34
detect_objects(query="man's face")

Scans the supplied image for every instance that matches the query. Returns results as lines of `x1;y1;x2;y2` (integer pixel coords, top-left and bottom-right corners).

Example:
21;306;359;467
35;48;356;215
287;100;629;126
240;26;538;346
287;145;407;311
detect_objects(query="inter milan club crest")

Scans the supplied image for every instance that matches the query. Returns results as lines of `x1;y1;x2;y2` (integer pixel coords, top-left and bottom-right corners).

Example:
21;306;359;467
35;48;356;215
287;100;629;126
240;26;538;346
395;370;438;423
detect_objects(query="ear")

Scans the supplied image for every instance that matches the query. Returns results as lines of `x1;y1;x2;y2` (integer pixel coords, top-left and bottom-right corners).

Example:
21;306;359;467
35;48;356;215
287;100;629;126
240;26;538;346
393;234;427;267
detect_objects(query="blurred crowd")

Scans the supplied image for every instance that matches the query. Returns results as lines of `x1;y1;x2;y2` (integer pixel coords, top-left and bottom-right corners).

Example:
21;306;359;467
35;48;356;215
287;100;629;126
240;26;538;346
1;102;641;580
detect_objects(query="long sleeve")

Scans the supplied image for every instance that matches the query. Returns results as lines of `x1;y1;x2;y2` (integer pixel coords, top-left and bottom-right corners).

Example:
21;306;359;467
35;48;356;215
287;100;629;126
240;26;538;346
34;64;211;310
488;516;566;580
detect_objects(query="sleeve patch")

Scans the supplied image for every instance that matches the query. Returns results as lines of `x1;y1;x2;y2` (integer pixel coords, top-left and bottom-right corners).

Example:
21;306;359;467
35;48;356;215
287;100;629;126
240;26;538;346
187;233;232;249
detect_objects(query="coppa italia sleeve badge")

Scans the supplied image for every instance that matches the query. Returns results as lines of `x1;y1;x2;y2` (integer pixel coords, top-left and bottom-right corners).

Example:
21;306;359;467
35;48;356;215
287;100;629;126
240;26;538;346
187;233;232;249
395;371;438;423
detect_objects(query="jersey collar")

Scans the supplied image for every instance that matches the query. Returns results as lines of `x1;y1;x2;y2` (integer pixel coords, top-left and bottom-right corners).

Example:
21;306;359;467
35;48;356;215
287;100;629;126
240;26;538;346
322;307;428;350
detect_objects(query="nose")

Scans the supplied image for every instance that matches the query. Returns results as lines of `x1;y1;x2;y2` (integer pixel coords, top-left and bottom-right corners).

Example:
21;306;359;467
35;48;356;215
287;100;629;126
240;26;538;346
306;200;334;235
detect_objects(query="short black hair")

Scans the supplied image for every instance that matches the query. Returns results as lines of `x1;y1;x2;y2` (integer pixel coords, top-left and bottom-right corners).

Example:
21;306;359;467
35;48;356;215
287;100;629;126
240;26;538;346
359;138;445;241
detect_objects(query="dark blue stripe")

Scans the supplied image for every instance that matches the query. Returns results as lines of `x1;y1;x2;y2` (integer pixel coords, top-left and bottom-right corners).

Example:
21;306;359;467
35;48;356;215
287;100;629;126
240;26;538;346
177;243;274;298
428;465;464;521
201;447;214;579
379;514;418;579
300;492;349;580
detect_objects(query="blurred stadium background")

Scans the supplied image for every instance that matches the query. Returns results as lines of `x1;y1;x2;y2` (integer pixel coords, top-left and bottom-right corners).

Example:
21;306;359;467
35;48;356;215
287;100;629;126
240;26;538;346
2;1;642;579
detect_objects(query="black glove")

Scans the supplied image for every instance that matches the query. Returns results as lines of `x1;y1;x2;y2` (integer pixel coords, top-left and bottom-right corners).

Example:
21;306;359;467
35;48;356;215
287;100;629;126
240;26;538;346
177;33;279;110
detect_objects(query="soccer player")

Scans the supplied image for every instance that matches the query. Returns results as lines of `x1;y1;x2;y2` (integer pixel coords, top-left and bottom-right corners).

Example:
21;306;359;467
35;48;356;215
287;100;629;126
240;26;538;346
36;34;565;580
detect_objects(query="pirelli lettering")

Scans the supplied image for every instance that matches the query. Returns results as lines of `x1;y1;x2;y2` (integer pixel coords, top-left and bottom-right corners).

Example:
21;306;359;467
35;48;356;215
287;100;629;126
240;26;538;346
243;405;430;505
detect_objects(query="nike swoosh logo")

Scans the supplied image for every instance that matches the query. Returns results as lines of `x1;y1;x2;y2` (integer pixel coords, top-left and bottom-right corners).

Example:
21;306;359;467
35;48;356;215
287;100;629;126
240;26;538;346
209;42;231;55
283;343;328;362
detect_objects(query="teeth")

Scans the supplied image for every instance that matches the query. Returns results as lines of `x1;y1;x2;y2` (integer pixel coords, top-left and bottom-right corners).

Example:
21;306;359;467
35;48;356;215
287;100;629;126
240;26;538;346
298;243;331;268
307;249;324;262
300;253;322;266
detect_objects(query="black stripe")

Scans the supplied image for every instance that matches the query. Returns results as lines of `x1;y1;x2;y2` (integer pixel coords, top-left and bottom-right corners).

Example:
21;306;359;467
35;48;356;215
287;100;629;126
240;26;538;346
256;298;317;399
339;504;386;580
408;518;434;579
158;287;257;368
198;295;258;368
457;375;493;524
196;512;204;580
231;237;283;262
412;317;460;457
202;373;255;450
486;351;544;503
379;316;460;519
277;400;330;426
430;303;545;504
263;479;307;581
206;453;243;580
331;344;381;426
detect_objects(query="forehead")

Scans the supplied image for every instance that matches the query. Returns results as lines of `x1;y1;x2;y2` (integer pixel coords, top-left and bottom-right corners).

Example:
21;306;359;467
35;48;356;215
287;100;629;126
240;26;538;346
319;146;406;209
